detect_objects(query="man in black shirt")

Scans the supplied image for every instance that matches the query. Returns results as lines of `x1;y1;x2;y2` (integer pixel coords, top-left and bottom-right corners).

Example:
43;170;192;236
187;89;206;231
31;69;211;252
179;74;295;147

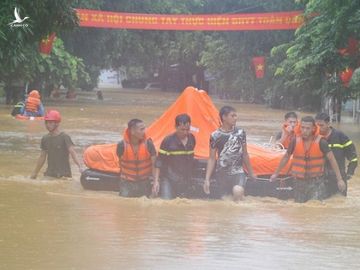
315;112;358;196
154;114;196;199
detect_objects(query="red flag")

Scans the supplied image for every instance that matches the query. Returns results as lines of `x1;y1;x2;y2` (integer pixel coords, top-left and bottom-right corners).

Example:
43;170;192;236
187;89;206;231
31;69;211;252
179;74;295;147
338;37;358;56
347;37;358;55
252;56;265;78
340;68;353;87
39;33;56;55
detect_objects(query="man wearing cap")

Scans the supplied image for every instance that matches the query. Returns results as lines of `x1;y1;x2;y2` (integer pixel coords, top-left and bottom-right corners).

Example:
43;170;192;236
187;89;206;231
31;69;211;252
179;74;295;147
31;110;83;179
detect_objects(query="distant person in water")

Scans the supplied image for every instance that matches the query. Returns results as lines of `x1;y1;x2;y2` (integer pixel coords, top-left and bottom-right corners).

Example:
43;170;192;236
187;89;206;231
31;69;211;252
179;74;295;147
203;105;256;201
31;110;83;179
96;90;103;100
23;90;45;117
11;101;25;116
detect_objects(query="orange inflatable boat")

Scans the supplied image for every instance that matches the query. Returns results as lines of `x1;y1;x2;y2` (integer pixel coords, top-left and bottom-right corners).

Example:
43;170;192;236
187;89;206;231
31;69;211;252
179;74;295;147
15;114;44;121
81;87;293;199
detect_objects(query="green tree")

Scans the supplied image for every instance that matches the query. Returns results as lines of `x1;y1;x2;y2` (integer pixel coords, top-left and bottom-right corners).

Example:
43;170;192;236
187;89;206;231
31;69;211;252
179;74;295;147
62;0;206;89
62;0;305;99
33;38;90;96
271;0;360;120
0;0;78;103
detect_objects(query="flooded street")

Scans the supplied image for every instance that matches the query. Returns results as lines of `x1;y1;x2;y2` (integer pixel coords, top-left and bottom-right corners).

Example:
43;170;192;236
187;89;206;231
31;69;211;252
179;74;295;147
1;88;360;269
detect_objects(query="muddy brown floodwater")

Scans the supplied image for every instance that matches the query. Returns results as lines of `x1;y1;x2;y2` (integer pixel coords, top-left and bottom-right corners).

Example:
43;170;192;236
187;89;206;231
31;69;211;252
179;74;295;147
1;88;359;269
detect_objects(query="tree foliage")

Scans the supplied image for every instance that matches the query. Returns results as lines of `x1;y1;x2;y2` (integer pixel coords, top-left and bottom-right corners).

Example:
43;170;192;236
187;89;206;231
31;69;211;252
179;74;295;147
3;0;359;115
0;0;78;85
63;0;301;97
270;0;360;112
34;38;90;92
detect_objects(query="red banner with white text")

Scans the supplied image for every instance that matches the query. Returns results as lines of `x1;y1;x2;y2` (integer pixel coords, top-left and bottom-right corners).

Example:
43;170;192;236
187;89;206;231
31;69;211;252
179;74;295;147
76;9;303;31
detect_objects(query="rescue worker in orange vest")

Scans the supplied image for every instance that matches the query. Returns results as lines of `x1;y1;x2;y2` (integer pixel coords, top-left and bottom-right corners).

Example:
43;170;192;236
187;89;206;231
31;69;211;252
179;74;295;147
24;90;45;117
275;112;298;149
270;116;346;203
116;119;157;198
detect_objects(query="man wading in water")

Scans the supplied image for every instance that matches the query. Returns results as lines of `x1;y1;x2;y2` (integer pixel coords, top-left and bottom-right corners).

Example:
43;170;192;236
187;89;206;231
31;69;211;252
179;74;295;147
31;110;82;179
117;119;157;198
154;114;196;199
271;116;346;203
315;112;358;197
203;106;256;201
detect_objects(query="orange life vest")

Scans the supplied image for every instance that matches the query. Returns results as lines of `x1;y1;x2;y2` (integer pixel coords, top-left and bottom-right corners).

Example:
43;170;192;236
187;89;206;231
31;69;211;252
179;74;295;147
291;135;325;179
25;96;41;112
280;123;301;149
281;127;294;149
119;129;152;181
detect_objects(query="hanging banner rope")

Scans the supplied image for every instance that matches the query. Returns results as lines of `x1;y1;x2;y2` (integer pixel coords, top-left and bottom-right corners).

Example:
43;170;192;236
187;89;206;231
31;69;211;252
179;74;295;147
76;9;303;31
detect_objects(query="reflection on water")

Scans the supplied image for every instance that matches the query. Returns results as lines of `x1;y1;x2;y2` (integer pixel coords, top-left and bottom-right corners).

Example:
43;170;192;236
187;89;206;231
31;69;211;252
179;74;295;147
1;89;360;269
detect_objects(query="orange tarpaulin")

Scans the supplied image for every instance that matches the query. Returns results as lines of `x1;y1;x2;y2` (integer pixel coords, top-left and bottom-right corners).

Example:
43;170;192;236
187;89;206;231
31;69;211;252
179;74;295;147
83;87;290;175
147;87;220;158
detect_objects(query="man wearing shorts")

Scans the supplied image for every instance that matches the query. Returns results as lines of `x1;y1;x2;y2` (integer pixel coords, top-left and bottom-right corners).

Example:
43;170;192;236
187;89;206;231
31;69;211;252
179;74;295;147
203;106;255;201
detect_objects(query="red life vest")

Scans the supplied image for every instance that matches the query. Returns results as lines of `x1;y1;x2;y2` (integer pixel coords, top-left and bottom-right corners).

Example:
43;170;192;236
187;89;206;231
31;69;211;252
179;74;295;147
119;129;152;181
291;135;325;179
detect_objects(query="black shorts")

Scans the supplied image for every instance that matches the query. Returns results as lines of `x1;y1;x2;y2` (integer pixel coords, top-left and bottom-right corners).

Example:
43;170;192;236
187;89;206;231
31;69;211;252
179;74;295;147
216;171;247;198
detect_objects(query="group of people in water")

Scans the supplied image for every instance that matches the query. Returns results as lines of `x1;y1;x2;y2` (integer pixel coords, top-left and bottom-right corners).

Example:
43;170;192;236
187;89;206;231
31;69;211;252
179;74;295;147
11;88;85;118
26;93;358;203
273;111;357;201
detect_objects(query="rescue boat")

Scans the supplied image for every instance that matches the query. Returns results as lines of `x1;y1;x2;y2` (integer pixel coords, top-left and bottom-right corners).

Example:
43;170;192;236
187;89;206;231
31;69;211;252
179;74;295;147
81;87;293;199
